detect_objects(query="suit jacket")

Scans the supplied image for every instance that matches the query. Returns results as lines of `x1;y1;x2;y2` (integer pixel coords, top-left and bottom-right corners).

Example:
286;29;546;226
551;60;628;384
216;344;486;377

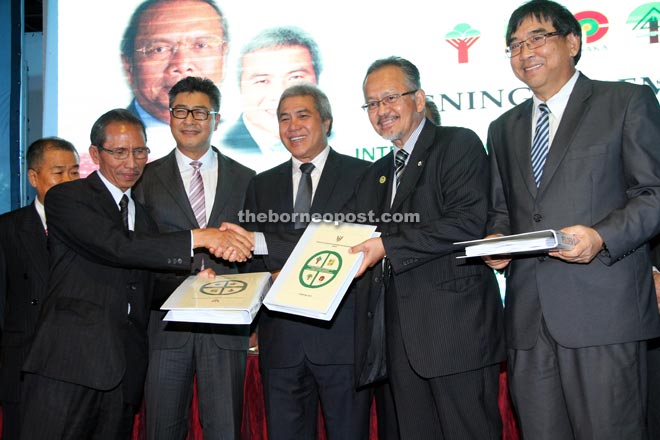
133;147;255;350
221;116;261;154
22;172;191;404
244;149;369;368
352;121;505;380
0;204;48;402
487;74;660;350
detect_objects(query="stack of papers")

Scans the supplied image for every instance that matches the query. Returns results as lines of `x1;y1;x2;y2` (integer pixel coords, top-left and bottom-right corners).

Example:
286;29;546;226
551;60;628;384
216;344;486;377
161;272;271;325
454;229;577;258
263;221;378;321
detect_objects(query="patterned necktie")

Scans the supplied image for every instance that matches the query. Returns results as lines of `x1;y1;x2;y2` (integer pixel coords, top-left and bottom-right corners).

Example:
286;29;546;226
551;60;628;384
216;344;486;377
394;148;409;188
119;194;129;230
293;162;315;229
189;161;206;228
531;103;550;187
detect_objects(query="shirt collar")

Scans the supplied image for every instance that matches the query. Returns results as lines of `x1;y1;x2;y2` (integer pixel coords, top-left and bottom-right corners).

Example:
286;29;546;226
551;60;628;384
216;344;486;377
97;171;131;204
533;70;580;119
34;197;47;230
175;146;217;171
291;145;331;175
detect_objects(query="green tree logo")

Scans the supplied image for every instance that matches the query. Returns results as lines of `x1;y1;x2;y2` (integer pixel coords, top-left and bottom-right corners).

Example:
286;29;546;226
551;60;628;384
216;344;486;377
445;23;481;64
628;3;660;44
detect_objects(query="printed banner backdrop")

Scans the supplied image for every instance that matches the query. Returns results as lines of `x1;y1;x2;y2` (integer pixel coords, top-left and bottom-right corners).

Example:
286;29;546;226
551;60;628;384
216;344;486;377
50;0;659;175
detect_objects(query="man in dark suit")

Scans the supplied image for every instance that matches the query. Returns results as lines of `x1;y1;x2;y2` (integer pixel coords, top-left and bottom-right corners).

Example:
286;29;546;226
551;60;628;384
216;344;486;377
229;83;372;439
133;76;255;439
0;137;79;440
350;56;505;439
20;109;251;439
649;240;660;439
484;1;660;439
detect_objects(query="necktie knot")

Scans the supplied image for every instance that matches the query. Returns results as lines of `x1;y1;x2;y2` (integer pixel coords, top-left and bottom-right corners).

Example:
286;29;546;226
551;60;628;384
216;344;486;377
190;160;202;171
394;149;409;188
119;194;129;230
300;162;315;175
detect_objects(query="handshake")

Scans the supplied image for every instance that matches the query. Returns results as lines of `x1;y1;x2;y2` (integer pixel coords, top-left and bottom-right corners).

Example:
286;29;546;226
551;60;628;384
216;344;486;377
191;222;255;263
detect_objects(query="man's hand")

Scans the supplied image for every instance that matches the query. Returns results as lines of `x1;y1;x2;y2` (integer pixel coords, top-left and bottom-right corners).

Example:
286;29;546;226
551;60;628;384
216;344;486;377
192;228;254;262
220;222;254;243
653;270;660;313
197;268;216;279
349;237;385;278
548;225;601;264
481;234;512;270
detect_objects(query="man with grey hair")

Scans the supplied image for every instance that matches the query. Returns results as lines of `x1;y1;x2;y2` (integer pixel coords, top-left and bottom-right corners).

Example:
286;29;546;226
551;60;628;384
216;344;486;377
221;26;321;161
224;83;371;439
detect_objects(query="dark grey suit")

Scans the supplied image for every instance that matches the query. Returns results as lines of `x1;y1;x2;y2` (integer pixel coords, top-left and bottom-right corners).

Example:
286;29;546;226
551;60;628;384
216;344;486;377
244;149;371;440
21;172;192;439
487;74;660;439
133;147;255;439
0;204;48;439
352;121;505;439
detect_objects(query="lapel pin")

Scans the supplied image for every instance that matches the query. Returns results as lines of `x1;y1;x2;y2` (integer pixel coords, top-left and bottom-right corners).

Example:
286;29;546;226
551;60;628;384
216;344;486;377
379;176;387;184
417;161;423;167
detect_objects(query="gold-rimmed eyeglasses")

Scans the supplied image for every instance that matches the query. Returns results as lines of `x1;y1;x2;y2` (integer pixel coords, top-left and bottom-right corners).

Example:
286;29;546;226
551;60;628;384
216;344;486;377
361;90;418;112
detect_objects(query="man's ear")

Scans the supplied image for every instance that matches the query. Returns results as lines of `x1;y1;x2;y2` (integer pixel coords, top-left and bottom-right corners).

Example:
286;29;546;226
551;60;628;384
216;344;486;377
89;145;100;165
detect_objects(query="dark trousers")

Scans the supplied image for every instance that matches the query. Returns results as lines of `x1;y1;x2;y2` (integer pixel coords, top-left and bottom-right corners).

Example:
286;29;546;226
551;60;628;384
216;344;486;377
508;318;647;440
385;284;502;440
20;372;135;440
1;401;21;440
647;337;660;440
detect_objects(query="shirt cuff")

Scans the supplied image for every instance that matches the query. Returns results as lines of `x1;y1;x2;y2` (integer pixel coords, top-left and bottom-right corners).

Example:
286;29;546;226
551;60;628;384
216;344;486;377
254;232;268;255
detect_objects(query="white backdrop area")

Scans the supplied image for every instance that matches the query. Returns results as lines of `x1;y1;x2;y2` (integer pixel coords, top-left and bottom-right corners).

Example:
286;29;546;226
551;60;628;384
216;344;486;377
48;0;659;174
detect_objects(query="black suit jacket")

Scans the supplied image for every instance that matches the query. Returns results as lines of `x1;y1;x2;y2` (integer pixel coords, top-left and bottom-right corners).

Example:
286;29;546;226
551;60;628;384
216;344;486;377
352;121;505;379
133;147;255;350
245;149;369;368
22;172;191;404
487;74;660;349
0;204;48;402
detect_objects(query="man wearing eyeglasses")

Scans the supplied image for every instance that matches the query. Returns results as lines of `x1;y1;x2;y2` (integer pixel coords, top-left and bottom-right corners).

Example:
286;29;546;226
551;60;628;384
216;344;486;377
484;1;660;439
20;108;251;439
349;56;505;439
133;76;255;439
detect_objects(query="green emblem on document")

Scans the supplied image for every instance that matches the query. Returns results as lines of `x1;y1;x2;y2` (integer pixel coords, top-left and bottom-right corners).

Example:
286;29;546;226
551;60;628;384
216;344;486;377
200;280;247;296
299;251;342;288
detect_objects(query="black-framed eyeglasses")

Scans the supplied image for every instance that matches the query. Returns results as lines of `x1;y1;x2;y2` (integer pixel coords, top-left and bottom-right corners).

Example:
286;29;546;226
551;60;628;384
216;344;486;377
169;107;218;121
505;31;562;58
96;146;150;160
361;90;418;112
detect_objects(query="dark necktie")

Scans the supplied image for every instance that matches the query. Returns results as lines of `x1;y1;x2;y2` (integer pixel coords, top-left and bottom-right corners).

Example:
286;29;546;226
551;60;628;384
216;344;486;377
189;161;207;228
119;194;129;230
531;103;550;187
293;162;315;229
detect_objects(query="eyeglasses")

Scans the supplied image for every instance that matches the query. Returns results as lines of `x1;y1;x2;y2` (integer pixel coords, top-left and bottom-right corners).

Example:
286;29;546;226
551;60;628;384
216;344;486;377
170;107;218;121
362;90;418;112
135;36;225;61
505;31;562;58
96;146;150;160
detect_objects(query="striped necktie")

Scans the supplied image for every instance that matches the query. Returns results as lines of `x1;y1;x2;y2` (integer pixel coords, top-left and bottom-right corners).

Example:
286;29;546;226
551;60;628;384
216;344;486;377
394;148;409;188
531;103;550;187
189;161;206;228
119;194;129;230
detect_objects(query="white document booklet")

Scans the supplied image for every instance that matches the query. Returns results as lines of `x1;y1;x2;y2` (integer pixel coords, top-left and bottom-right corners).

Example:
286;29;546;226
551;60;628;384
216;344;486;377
454;229;577;258
263;221;378;321
161;272;271;325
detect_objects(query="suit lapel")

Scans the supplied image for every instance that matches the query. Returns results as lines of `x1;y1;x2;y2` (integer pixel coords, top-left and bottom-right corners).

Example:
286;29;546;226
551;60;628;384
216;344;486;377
310;149;340;213
155;151;199;227
19;205;49;284
510;99;538;197
537;74;592;197
372;152;394;214
390;123;432;212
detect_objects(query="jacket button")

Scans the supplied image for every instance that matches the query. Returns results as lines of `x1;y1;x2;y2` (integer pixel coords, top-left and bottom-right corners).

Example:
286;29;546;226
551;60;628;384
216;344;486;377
537;256;547;262
177;258;183;264
367;311;373;319
373;276;380;283
30;299;39;305
533;214;542;222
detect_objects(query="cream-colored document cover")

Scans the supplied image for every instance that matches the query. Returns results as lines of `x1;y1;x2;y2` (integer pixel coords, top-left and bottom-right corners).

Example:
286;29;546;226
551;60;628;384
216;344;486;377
263;221;378;321
161;272;271;325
